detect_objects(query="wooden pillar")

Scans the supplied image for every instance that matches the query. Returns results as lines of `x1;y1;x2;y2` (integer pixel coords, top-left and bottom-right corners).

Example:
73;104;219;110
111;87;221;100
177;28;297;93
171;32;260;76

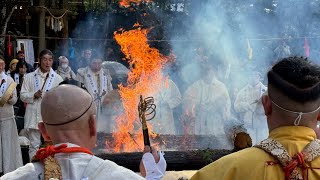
61;0;68;55
38;0;46;54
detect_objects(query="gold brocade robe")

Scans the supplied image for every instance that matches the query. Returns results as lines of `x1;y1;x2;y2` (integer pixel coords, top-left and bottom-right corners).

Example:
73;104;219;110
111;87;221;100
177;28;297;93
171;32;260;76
190;126;320;180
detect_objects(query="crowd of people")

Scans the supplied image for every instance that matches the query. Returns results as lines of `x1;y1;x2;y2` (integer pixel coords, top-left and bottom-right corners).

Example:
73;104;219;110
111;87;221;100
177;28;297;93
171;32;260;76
0;47;319;180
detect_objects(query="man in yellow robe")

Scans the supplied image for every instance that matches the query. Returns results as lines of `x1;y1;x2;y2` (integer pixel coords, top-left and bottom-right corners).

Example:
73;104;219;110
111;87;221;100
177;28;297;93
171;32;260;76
191;56;320;180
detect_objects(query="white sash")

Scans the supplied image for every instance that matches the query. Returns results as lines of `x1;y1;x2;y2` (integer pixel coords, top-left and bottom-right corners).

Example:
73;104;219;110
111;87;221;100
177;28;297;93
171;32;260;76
85;68;107;97
34;68;56;92
14;73;20;84
0;71;8;97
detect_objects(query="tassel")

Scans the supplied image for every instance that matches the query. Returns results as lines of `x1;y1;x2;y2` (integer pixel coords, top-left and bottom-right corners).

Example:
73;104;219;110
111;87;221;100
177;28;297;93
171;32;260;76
247;39;253;60
7;35;12;57
304;37;310;57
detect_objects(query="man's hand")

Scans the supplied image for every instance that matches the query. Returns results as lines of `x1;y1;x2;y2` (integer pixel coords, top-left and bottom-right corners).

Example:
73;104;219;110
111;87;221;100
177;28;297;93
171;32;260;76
34;90;42;99
139;146;166;179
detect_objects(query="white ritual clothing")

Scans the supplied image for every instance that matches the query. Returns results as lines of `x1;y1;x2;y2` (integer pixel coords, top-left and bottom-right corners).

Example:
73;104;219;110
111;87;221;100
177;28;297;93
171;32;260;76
183;77;231;137
234;82;268;144
149;79;181;135
76;67;113;99
0;143;145;180
0;74;23;174
20;68;63;130
76;67;113;132
13;73;22;84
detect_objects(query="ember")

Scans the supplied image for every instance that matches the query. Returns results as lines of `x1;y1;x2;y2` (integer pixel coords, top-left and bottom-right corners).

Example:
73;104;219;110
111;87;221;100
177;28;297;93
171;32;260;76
113;26;172;152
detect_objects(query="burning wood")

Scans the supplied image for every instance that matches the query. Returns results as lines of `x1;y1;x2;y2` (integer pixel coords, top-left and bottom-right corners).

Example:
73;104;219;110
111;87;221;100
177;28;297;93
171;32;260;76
113;26;173;152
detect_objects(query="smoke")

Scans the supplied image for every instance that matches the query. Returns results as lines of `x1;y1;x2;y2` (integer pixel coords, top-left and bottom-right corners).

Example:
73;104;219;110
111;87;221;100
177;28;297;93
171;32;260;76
72;0;320;151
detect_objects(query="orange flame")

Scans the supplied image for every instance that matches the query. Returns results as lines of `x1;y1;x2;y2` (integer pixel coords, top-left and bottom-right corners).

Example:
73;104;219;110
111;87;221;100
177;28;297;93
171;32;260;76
113;27;172;152
119;0;152;7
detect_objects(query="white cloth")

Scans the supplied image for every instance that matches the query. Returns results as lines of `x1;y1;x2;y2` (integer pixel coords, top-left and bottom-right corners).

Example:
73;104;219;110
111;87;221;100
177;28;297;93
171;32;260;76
19;129;41;160
56;66;76;80
0;74;23;174
0;71;8;97
149;79;181;135
20;68;63;158
13;73;21;84
76;67;112;98
182;77;231;137
0;143;145;180
142;152;166;180
20;68;63;130
76;67;113;132
234;82;268;144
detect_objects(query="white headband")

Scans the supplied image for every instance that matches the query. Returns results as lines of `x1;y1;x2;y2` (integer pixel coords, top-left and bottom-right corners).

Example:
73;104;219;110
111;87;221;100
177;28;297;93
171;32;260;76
270;99;320;126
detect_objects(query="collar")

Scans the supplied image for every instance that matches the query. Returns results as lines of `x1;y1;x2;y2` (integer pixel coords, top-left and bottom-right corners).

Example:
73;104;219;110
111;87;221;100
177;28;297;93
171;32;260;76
269;126;317;142
37;68;49;77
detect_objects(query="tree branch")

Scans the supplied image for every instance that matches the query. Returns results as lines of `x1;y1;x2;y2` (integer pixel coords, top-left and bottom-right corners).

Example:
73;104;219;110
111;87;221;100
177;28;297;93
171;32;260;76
0;5;16;47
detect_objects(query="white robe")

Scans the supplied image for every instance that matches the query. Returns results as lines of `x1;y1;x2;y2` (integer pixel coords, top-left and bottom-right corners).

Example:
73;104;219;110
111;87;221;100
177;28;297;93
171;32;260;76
0;143;145;180
149;79;181;135
234;82;268;144
76;67;113;132
0;74;23;174
182;77;232;149
20;68;63;130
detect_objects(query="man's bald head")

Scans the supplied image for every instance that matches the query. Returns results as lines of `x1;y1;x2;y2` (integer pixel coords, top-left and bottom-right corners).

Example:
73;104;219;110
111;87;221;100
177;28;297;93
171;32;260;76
40;85;97;148
41;85;95;127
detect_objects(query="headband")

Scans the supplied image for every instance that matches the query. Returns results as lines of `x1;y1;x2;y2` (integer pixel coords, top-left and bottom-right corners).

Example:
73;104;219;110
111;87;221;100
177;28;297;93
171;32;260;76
270;98;320;126
44;97;93;126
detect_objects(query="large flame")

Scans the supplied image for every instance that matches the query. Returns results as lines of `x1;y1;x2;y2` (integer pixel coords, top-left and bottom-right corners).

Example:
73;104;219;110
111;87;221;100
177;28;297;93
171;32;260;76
119;0;152;7
113;26;172;152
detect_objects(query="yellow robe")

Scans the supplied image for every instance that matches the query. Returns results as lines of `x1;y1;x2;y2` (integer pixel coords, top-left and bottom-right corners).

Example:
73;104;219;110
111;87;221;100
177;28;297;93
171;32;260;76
190;126;320;180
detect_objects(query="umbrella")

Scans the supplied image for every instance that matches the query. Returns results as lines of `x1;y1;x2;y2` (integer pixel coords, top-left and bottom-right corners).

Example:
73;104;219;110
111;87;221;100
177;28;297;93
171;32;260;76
102;61;129;89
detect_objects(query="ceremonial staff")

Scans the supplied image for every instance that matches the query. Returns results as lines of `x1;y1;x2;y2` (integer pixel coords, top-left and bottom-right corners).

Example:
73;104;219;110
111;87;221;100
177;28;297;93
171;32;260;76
138;95;156;146
41;73;50;91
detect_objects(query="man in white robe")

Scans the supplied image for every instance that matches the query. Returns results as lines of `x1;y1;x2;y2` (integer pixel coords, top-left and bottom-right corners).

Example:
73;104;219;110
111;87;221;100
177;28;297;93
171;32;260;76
1;85;166;180
234;71;268;144
76;55;113;132
182;65;232;149
20;49;63;159
149;79;181;135
0;57;23;174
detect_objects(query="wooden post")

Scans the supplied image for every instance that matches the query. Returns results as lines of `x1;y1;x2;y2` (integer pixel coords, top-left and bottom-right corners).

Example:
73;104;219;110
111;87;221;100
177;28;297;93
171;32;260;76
38;0;46;54
61;0;68;55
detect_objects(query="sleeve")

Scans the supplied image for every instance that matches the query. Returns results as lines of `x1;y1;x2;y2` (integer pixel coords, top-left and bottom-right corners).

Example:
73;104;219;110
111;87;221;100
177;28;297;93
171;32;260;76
107;70;113;91
190;159;237;180
71;70;76;80
164;80;181;109
76;69;85;84
182;82;200;113
20;74;35;104
56;74;63;84
222;86;231;121
234;88;251;113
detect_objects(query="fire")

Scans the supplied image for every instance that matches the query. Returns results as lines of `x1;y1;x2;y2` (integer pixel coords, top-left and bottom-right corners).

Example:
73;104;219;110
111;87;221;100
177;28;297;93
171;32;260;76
119;0;152;7
113;26;172;152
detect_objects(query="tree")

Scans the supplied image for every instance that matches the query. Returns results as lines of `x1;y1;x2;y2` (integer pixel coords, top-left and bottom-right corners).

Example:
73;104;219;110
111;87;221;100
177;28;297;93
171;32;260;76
0;0;18;50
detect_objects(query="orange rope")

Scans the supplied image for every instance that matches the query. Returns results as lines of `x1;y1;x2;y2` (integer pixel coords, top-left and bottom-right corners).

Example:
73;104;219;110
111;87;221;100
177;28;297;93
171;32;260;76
36;144;93;162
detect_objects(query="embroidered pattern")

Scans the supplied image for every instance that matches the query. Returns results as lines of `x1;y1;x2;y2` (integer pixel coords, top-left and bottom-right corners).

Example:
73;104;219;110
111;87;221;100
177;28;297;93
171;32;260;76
256;138;320;180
